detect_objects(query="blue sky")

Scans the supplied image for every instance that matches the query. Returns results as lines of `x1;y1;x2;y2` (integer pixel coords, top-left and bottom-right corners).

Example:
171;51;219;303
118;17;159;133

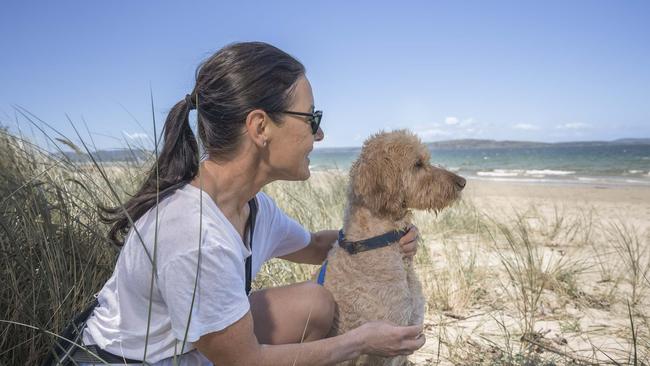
1;1;648;149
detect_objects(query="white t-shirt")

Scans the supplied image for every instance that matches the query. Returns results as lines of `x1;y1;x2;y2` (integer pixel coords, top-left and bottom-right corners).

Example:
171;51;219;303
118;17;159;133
82;184;311;364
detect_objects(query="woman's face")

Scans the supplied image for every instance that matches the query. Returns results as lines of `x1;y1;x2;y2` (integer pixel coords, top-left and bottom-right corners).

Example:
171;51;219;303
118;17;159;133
268;75;324;181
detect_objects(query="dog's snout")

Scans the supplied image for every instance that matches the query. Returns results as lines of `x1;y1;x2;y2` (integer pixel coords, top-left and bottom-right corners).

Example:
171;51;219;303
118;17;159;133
454;176;466;190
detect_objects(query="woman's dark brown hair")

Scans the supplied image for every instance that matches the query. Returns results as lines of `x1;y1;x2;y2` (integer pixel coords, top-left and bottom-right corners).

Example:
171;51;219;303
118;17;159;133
101;42;305;246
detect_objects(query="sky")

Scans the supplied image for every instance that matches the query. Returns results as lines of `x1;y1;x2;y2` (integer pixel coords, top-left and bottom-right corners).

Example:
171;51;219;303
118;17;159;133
1;0;649;149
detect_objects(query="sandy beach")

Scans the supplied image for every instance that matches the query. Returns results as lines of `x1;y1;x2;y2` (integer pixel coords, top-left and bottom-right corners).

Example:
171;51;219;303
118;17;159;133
465;178;650;228
410;178;650;365
465;178;650;206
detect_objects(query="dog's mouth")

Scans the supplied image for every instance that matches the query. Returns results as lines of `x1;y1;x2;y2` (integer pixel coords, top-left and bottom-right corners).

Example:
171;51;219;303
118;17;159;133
454;175;467;191
450;176;466;203
428;173;466;211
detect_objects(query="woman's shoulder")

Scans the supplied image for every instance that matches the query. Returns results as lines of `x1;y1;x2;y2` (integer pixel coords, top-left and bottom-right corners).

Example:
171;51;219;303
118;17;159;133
253;191;272;210
125;185;244;257
254;191;283;215
150;185;221;228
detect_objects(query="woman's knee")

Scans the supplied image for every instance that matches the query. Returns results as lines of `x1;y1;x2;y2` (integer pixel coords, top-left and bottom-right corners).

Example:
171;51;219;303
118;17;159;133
303;282;335;333
249;281;335;344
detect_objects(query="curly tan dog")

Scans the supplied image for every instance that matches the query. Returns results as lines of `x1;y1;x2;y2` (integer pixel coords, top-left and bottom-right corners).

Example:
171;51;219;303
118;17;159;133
320;130;466;366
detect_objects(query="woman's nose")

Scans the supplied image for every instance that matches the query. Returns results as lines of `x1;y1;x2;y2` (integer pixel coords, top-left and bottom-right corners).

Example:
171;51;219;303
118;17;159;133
314;127;324;142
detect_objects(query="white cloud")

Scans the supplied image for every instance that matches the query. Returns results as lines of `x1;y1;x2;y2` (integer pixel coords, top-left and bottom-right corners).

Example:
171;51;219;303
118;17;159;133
513;123;540;131
402;117;482;141
444;116;476;126
444;117;459;125
556;122;590;130
123;131;149;140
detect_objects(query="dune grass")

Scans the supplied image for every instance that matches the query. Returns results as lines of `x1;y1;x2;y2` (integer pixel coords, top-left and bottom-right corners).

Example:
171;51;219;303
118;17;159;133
0;128;121;364
1;126;649;365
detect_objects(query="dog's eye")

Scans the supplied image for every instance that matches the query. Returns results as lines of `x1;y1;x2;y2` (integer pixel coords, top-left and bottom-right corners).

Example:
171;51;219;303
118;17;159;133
415;160;424;169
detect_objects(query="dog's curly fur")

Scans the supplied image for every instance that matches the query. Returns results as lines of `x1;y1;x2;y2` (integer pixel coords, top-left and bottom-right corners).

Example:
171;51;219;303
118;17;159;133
322;130;466;366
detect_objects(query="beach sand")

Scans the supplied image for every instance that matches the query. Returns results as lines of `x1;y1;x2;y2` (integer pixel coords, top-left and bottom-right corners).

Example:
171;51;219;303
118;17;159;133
465;179;650;229
466;178;650;208
410;179;650;365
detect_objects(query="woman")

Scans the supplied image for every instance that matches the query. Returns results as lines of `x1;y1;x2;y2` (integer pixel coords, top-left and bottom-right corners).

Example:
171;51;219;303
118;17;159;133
81;42;425;365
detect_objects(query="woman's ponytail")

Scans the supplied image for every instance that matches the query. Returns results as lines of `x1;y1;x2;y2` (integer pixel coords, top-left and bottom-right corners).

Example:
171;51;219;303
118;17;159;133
157;95;200;184
100;96;199;247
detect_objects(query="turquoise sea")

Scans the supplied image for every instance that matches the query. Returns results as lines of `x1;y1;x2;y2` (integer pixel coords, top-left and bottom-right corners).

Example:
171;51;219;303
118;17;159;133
309;144;650;186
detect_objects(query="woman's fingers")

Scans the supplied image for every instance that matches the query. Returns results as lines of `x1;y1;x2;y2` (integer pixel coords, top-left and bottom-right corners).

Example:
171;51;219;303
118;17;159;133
401;324;423;337
401;225;419;244
356;321;426;357
398;324;425;354
400;241;418;256
404;332;426;350
399;225;420;258
398;338;426;355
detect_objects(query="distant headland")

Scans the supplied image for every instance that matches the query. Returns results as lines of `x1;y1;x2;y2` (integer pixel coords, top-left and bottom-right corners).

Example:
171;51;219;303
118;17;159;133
54;138;650;162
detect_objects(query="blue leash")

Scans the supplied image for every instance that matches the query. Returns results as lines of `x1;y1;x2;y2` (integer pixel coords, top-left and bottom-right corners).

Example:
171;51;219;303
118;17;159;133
317;260;328;285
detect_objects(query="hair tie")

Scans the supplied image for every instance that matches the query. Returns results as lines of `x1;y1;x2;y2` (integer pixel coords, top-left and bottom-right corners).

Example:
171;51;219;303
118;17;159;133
185;94;196;110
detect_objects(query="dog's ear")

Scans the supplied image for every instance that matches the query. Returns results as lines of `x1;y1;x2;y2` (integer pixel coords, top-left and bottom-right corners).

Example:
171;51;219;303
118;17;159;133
350;144;405;218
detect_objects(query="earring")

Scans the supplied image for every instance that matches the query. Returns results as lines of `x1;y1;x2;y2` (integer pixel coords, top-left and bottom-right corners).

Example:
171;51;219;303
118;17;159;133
263;140;267;147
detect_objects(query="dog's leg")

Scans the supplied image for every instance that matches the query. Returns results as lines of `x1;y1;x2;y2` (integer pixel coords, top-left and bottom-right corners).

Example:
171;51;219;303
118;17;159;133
406;265;425;326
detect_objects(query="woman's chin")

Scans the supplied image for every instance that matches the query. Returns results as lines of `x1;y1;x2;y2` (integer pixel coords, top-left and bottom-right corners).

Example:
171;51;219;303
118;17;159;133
299;166;311;180
303;157;311;179
283;167;310;181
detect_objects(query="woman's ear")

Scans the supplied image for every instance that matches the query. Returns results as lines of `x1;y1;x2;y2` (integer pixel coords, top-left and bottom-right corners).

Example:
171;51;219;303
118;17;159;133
246;109;271;148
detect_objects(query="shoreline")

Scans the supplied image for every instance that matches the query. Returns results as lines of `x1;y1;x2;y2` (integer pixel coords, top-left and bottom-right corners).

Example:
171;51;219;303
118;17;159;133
466;175;650;188
308;169;650;189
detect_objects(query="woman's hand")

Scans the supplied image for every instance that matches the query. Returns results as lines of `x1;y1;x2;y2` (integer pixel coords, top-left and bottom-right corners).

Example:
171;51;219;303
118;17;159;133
399;225;420;259
351;321;425;357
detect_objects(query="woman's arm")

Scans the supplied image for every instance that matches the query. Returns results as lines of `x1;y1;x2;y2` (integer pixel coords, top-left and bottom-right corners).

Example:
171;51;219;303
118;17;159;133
195;311;425;366
279;230;337;265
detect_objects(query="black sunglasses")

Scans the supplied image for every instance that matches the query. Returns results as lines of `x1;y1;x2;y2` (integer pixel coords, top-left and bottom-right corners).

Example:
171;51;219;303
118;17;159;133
280;110;323;134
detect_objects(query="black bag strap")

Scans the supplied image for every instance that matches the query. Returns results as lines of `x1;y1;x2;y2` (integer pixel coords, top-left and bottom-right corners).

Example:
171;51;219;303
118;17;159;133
245;197;258;295
41;298;99;366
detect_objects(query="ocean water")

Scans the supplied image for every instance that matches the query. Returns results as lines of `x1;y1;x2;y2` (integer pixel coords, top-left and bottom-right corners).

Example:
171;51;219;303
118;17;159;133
309;144;650;186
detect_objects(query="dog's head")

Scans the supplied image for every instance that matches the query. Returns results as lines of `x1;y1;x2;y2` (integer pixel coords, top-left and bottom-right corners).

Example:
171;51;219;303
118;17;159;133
349;130;465;219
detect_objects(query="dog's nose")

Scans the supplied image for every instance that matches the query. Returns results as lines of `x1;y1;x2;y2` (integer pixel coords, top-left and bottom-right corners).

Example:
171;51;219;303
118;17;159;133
455;176;466;190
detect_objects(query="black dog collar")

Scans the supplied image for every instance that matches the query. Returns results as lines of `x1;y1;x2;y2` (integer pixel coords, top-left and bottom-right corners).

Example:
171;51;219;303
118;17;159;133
338;228;408;255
